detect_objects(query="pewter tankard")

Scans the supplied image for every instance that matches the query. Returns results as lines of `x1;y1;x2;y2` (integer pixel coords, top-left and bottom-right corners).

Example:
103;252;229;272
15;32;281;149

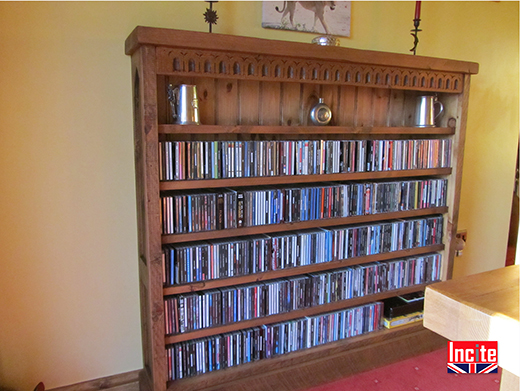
414;95;444;127
168;84;200;125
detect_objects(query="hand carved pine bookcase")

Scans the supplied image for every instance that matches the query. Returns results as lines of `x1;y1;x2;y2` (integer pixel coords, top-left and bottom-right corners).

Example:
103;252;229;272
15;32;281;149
125;26;478;391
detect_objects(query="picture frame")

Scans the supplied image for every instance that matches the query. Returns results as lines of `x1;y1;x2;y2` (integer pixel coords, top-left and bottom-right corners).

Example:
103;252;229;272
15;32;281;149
262;1;351;37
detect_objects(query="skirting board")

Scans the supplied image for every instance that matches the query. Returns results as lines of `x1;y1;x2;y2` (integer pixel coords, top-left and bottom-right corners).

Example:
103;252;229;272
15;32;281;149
48;370;140;391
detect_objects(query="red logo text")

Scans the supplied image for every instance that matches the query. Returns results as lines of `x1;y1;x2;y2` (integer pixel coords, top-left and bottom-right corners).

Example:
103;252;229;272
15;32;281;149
448;341;498;363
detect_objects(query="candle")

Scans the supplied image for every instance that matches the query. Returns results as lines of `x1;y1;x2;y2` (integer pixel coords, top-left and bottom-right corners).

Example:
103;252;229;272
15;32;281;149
415;1;421;20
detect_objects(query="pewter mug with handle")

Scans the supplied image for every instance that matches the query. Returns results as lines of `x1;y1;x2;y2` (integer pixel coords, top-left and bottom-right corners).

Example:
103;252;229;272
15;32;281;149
414;95;444;127
168;84;200;125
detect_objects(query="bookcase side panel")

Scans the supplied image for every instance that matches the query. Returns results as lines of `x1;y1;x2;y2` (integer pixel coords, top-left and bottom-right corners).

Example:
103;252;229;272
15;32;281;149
132;45;168;391
442;75;471;280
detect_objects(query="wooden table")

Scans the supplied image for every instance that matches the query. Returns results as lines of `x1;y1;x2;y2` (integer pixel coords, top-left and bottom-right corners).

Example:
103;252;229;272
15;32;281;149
424;265;519;391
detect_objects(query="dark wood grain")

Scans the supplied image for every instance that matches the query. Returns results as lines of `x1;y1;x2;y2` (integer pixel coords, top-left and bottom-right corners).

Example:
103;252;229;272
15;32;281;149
132;44;168;391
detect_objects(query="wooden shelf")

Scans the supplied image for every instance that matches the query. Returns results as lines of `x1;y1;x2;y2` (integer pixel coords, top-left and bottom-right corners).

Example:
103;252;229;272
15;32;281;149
163;244;444;295
161;207;448;244
165;283;430;344
159;124;456;136
160;168;452;191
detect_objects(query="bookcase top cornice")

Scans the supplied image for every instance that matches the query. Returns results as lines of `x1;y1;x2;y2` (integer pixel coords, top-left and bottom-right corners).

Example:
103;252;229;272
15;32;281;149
125;26;479;75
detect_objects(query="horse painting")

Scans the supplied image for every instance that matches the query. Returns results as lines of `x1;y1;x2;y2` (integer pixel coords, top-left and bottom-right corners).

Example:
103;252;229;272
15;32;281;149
262;1;351;37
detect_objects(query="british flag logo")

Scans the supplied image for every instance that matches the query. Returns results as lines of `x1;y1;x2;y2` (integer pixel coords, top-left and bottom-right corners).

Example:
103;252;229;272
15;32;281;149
447;341;498;374
447;363;498;374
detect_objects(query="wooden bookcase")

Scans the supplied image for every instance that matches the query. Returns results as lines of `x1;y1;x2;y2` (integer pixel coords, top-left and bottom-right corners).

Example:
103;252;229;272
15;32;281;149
125;26;478;391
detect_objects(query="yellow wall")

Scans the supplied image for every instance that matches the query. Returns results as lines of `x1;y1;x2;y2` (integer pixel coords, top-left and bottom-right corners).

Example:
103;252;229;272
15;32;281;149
0;1;517;390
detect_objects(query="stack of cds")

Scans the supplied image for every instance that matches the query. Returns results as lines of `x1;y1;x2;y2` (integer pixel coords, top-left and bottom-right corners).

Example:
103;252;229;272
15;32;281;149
164;253;441;334
163;215;443;286
159;139;452;181
166;302;383;380
161;178;447;234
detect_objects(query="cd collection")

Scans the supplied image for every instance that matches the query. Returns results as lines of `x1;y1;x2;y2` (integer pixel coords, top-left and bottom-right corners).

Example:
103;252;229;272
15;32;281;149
164;253;441;334
161;178;447;234
166;301;383;380
159;139;452;181
157;136;451;383
162;215;443;285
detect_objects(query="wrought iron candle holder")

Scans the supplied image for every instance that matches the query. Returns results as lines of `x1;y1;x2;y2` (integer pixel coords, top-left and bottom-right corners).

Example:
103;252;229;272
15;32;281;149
410;18;422;55
410;1;422;55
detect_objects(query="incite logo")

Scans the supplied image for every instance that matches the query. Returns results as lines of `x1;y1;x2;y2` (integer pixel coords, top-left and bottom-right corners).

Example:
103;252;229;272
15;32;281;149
447;341;498;374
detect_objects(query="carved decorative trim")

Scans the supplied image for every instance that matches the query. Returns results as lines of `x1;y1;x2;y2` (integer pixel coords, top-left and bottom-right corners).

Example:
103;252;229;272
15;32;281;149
156;47;463;93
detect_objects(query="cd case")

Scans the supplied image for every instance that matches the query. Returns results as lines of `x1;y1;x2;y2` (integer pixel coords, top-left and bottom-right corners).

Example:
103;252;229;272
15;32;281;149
383;291;424;319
